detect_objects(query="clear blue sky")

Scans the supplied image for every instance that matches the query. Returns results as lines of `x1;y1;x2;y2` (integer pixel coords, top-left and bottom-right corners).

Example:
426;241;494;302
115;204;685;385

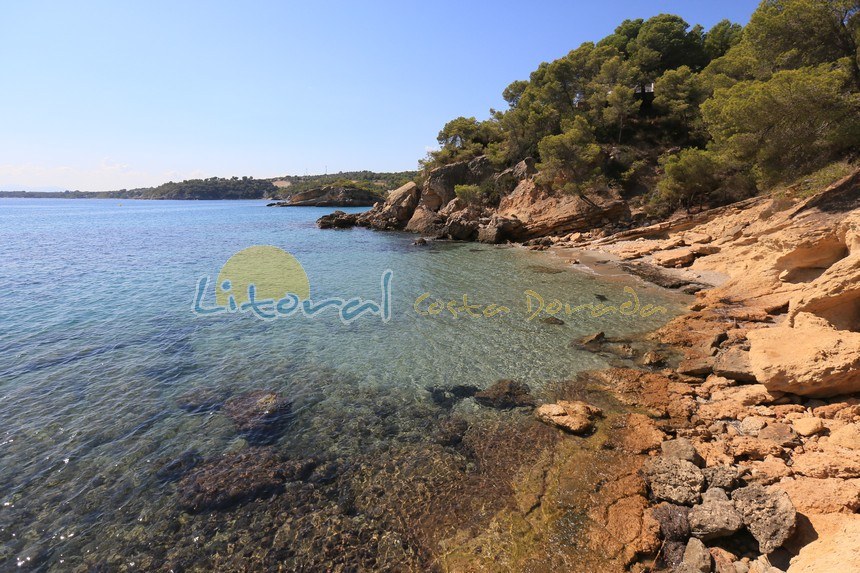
0;1;760;191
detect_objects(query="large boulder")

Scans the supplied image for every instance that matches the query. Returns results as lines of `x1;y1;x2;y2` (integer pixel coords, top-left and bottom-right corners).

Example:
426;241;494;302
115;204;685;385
477;214;525;243
731;484;797;553
497;179;631;239
748;312;860;397
441;207;481;241
354;181;421;230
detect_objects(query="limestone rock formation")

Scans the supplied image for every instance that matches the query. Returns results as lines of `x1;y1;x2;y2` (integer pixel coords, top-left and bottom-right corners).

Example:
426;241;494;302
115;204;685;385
534;400;603;434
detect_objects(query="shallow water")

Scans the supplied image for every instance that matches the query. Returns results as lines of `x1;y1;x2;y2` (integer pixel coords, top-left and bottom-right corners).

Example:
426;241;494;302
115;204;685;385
0;199;686;571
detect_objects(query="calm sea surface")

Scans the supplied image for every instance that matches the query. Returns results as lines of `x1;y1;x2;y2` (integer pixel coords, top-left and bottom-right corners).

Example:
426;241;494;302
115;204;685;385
0;199;686;571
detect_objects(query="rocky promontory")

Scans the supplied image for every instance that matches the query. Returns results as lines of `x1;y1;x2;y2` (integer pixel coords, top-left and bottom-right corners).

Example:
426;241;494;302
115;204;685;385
268;185;383;207
317;155;632;241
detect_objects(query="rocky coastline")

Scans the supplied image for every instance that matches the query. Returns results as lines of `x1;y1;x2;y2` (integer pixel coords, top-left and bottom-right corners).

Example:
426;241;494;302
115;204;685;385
317;162;860;571
267;185;382;207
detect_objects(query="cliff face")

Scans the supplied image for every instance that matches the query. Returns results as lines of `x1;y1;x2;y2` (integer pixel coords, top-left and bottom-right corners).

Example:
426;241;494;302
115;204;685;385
317;155;635;242
268;186;382;207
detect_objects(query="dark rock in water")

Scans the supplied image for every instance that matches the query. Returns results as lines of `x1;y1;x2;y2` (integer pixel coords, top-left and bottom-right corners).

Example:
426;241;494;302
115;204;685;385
175;387;229;414
316;210;360;229
426;384;480;408
433;416;469;447
426;386;457;409
177;448;289;512
731;484;797;553
223;390;292;444
620;261;700;290
413;237;428;246
594;293;609;301
155;449;201;482
449;384;479;398
473;379;535;409
541;316;565;325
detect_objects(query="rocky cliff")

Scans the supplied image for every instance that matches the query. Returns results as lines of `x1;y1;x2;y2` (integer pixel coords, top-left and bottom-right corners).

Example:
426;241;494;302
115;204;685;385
317;156;634;242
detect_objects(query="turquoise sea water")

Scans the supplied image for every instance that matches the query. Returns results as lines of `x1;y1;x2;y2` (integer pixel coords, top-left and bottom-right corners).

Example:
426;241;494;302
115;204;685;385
0;199;685;571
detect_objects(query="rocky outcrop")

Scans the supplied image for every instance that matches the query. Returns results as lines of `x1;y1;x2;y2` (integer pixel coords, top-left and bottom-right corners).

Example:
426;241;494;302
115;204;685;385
269;186;382;207
534;400;603;434
495;179;631;239
748;312;860;397
405;156;494;235
316;155;637;242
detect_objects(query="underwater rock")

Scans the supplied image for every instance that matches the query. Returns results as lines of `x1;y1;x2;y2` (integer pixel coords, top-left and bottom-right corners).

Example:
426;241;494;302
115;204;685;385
426;384;480;408
534;400;603;434
175;387;229;414
433;416;470;447
155;449;201;482
541;316;565;325
473;379;535;409
177;448;291;512
223;390;292;444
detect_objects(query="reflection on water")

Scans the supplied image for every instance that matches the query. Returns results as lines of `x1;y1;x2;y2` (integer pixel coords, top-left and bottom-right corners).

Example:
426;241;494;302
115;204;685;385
0;199;686;571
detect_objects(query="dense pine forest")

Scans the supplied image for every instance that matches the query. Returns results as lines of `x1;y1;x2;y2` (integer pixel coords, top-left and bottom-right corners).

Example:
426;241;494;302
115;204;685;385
422;0;859;213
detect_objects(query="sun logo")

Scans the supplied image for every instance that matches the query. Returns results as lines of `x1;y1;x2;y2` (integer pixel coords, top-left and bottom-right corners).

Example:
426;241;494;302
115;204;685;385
215;245;310;309
193;245;392;323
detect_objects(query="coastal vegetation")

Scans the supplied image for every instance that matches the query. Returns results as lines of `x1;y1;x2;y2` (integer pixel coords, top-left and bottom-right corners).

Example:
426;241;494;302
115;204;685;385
0;170;416;200
421;0;860;214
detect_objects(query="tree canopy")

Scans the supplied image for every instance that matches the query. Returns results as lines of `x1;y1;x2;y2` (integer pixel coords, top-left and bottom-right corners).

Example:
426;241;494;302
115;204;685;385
423;1;860;212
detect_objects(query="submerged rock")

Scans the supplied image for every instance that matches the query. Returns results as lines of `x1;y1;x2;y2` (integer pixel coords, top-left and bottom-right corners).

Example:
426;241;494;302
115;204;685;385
473;379;535;409
175;387;229;414
177;448;308;512
534;400;603;434
223;390;292;444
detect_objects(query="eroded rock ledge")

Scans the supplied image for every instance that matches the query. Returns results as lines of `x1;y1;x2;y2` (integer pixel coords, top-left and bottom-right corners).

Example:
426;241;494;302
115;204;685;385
564;170;860;572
